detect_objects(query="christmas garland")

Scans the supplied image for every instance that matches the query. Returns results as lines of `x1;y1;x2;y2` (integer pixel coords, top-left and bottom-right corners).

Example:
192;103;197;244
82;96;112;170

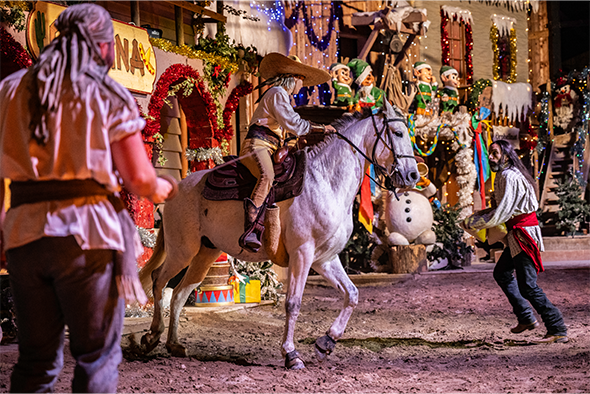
490;25;517;83
440;9;474;85
150;38;238;74
0;25;32;69
285;1;337;51
220;81;253;142
144;65;253;153
144;64;218;138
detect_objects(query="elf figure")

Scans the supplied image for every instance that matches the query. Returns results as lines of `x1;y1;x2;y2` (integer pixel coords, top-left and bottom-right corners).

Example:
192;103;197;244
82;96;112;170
329;62;354;109
347;58;386;112
412;61;437;116
437;65;460;113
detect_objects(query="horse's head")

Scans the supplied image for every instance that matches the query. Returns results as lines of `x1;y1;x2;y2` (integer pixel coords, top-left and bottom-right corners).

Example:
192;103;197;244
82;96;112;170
370;101;419;189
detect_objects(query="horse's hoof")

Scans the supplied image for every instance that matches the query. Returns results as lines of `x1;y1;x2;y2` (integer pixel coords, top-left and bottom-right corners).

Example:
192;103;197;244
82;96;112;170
140;333;160;354
284;350;305;370
314;334;336;363
314;346;328;362
166;343;188;357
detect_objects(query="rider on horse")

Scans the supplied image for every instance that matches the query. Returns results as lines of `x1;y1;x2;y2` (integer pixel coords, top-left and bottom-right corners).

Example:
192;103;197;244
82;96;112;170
239;53;335;253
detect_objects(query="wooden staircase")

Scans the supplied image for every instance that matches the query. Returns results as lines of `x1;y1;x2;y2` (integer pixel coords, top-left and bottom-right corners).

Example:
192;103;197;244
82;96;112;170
539;131;589;235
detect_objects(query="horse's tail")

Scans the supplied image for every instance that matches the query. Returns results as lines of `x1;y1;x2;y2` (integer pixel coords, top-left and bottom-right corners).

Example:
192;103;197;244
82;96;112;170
139;222;167;296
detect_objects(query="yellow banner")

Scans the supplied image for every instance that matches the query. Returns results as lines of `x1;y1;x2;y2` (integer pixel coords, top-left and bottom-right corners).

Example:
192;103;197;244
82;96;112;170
26;2;156;94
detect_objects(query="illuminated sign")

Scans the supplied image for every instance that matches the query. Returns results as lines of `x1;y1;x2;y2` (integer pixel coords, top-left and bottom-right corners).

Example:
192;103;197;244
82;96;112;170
26;2;156;94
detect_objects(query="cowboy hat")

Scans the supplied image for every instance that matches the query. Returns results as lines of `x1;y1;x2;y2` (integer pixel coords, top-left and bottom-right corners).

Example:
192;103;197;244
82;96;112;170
259;53;330;87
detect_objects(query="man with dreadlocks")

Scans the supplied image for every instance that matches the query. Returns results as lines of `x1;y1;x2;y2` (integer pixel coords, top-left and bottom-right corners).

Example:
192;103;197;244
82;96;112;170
238;53;334;252
462;139;568;344
0;4;174;392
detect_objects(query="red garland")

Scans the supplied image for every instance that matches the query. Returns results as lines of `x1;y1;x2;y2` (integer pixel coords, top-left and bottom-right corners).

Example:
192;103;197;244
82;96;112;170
0;26;33;70
144;64;218;138
219;80;253;141
440;10;474;85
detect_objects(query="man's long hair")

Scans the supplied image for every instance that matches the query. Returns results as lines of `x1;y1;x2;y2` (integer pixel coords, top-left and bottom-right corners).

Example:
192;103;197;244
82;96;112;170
492;139;539;198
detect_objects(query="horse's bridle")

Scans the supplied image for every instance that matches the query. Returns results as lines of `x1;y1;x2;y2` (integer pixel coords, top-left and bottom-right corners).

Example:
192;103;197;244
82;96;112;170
335;111;416;193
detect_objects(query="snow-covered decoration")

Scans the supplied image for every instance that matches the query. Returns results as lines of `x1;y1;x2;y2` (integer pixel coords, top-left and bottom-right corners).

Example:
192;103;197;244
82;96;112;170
492;81;533;122
455;146;476;220
224;0;292;56
352;5;429;34
413;111;475;220
491;14;516;37
473;0;539;13
440;5;473;26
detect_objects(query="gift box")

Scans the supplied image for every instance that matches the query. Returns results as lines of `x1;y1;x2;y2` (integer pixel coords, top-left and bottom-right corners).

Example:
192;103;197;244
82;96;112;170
230;276;261;304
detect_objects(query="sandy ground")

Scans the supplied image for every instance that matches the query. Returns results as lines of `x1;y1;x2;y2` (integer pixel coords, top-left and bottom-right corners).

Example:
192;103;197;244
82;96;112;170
1;265;588;393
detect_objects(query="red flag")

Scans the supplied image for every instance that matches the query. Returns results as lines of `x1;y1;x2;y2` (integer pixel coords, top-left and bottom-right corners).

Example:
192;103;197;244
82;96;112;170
359;168;374;232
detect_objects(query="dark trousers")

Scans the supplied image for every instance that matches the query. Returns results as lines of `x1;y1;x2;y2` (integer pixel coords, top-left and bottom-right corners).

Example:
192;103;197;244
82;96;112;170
7;236;124;393
493;248;567;336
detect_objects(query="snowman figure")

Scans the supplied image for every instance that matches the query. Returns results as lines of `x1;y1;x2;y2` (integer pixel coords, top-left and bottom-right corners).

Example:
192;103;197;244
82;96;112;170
384;162;437;246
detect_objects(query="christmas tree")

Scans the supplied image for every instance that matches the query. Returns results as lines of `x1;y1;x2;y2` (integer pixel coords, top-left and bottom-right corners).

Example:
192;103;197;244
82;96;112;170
555;174;590;236
428;203;473;268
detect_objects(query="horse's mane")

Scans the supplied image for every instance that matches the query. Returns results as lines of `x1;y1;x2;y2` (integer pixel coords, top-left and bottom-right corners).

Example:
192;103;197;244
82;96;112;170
306;108;374;158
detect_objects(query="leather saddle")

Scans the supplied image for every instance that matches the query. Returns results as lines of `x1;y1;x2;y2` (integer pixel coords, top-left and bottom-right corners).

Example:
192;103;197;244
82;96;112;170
203;149;307;204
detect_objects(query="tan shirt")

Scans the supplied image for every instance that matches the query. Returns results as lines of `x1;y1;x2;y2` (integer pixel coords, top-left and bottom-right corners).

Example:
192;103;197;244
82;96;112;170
249;86;310;139
466;166;544;256
0;69;145;252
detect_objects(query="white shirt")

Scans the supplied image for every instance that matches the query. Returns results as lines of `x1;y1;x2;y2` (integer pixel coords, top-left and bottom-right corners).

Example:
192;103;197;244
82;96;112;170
468;166;544;256
0;69;145;252
249;86;310;139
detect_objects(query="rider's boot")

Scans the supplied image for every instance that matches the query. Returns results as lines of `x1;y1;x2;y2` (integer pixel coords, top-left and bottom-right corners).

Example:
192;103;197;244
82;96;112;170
239;197;263;253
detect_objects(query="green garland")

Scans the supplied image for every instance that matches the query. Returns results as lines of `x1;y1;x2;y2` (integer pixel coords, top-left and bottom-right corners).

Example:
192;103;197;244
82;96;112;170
467;78;493;112
0;1;31;32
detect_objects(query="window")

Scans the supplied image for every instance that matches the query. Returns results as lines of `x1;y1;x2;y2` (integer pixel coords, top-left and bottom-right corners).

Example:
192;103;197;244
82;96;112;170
490;15;517;83
440;6;474;86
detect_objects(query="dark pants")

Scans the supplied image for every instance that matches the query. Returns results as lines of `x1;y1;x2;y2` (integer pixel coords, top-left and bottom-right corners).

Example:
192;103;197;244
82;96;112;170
493;248;567;336
7;236;124;393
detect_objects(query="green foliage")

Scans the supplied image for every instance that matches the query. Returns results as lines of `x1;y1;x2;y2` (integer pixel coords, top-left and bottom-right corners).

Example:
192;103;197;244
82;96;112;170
230;258;283;304
467;78;492;112
338;197;376;274
555;174;590;236
0;1;31;32
427;203;473;267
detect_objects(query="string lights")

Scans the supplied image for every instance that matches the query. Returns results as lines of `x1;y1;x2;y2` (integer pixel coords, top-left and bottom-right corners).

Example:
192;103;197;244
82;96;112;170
440;8;474;84
490;15;517;83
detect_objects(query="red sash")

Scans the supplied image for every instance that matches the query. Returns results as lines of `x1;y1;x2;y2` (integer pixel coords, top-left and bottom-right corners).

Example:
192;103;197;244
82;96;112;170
506;212;544;273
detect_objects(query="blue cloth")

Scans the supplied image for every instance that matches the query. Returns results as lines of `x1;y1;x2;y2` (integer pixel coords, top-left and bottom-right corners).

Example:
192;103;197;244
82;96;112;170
7;236;124;393
493;248;567;336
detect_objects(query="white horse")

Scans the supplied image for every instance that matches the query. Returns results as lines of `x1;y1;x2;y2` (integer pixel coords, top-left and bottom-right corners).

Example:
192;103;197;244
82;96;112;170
139;101;419;369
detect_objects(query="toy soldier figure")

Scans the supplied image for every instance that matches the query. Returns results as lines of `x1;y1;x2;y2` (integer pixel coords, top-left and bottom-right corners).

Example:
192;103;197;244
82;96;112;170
347;58;386;112
412;61;437;116
329;62;354;109
437;65;460;113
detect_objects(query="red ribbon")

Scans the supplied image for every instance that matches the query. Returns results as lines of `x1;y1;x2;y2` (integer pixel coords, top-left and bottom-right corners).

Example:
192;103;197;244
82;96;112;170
506;212;544;273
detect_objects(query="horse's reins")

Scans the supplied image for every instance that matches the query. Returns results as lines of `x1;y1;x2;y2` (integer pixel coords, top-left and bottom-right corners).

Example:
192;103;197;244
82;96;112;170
334;111;416;197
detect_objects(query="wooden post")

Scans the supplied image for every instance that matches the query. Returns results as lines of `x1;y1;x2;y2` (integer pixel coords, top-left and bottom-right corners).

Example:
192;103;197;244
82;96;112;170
130;1;140;26
393;34;417;67
175;5;184;47
388;245;428;274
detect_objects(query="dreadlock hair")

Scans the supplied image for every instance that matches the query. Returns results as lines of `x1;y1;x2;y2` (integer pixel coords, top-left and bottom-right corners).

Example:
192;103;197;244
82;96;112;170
491;139;539;198
254;74;297;103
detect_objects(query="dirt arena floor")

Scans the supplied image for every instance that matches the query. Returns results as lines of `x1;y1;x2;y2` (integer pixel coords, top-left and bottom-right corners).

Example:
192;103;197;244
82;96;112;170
1;266;588;393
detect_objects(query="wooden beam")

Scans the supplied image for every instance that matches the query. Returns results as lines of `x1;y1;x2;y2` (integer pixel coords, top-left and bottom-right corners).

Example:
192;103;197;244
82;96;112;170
166;1;226;23
130;1;140;26
357;20;385;61
175;5;184;46
393;34;417;67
